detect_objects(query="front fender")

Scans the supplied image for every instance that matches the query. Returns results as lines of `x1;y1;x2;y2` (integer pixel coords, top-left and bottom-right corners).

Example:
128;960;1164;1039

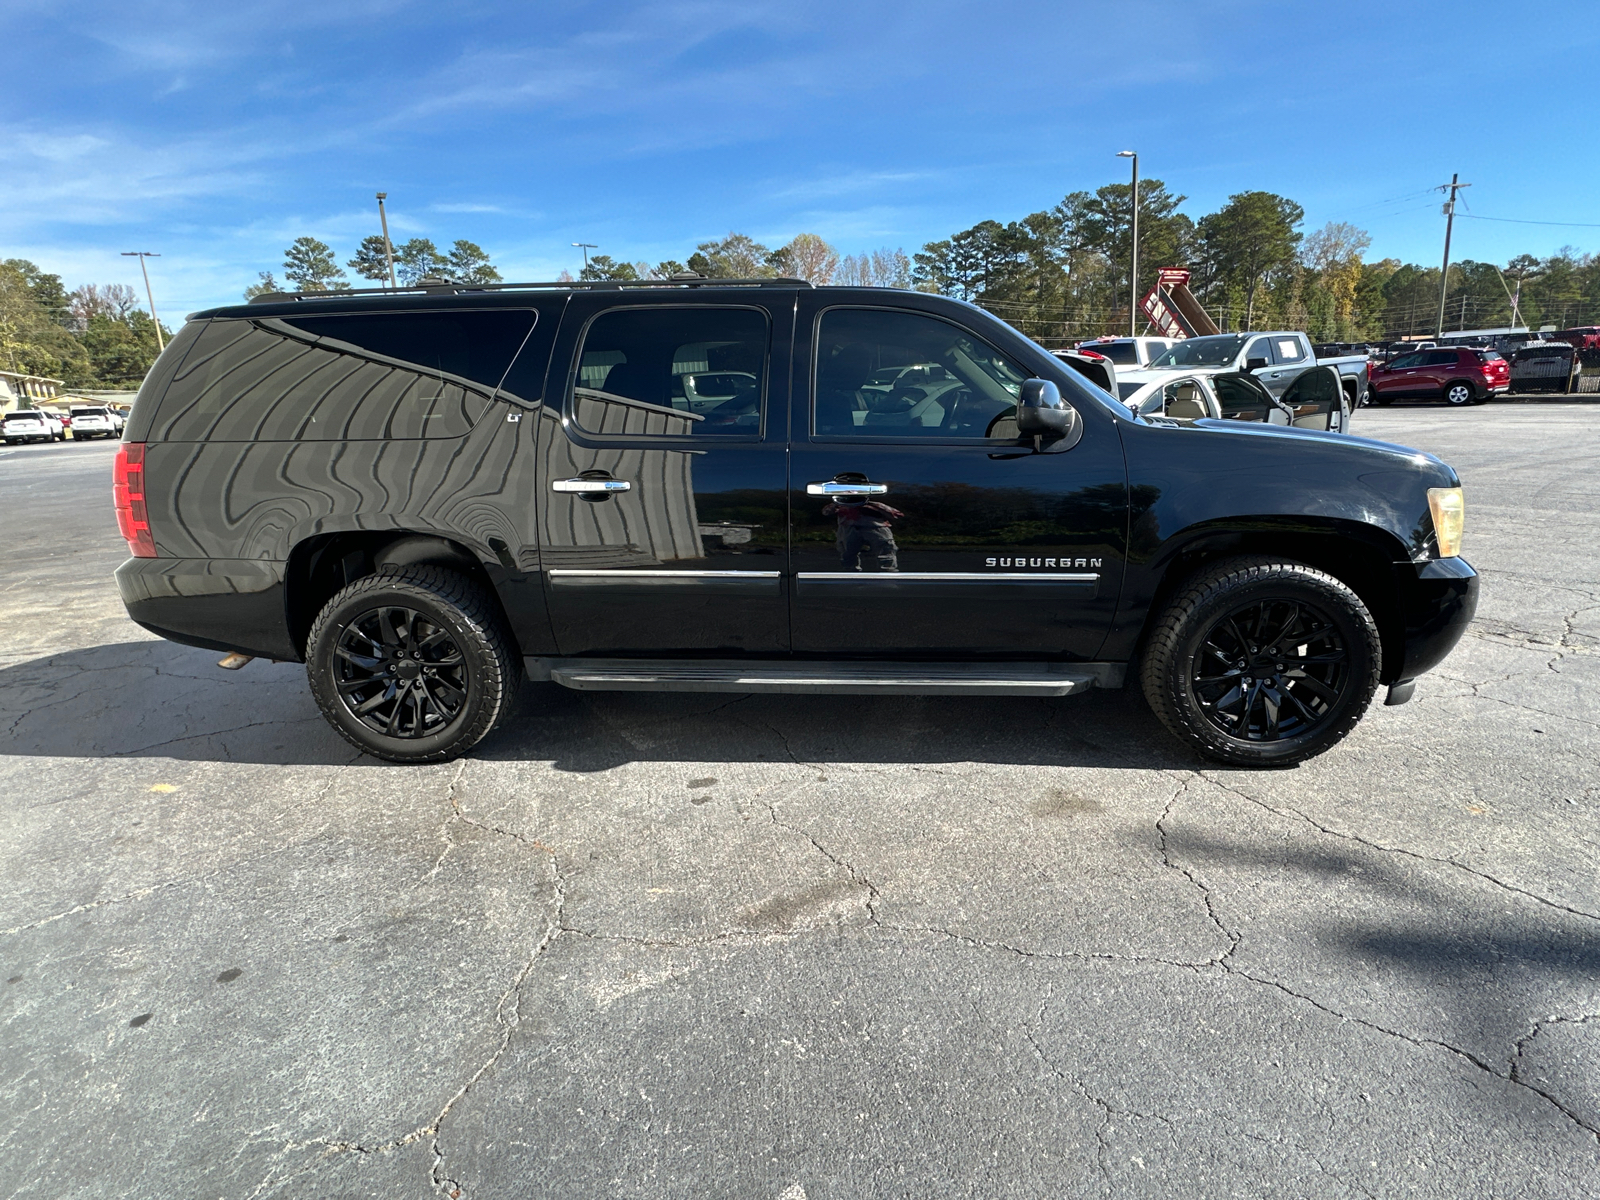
1101;417;1461;664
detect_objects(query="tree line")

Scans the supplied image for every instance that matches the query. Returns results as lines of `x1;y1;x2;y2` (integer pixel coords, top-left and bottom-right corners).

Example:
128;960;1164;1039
0;260;169;388
556;202;1600;344
246;235;502;298
897;182;1600;344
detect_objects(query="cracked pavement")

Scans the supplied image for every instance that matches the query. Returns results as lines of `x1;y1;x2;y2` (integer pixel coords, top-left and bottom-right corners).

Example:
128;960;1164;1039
2;403;1598;1198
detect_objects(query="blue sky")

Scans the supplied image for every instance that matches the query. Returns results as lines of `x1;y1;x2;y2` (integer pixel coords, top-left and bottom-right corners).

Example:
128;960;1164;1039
5;0;1597;318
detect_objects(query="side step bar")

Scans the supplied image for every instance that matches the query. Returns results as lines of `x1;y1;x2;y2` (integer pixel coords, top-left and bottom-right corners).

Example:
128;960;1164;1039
526;658;1124;697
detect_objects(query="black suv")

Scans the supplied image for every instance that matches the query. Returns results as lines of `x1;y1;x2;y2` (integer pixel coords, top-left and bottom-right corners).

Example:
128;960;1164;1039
113;279;1477;766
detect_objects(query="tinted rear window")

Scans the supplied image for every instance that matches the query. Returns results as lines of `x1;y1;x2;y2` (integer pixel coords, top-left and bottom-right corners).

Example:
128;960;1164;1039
150;310;535;442
1082;341;1138;364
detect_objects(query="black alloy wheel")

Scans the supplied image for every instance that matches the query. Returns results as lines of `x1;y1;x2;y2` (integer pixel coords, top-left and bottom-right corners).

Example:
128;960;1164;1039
1444;381;1474;406
306;565;520;763
333;606;469;738
1189;598;1350;743
1141;557;1381;766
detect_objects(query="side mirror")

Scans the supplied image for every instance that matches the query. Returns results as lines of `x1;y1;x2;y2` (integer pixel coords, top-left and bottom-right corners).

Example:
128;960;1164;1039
1246;356;1269;371
1015;378;1071;438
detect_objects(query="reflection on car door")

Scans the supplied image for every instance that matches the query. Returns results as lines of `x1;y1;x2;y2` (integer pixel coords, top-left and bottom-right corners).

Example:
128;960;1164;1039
788;299;1128;658
535;295;792;656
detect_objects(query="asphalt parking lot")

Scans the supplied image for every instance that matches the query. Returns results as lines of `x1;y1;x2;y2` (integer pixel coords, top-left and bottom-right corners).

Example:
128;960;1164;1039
2;403;1598;1199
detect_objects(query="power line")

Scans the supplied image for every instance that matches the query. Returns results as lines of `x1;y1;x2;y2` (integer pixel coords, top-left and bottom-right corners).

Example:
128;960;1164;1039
1458;214;1600;229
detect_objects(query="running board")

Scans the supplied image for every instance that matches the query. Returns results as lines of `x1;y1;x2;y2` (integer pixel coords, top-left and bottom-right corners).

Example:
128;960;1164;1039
526;658;1124;697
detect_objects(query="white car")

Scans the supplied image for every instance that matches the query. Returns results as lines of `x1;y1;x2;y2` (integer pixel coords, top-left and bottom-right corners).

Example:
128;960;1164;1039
3;410;63;444
68;405;119;440
1121;367;1352;433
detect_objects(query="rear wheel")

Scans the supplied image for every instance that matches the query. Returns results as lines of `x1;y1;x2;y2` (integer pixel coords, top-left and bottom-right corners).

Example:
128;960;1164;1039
1141;557;1381;767
306;565;520;763
1444;381;1475;406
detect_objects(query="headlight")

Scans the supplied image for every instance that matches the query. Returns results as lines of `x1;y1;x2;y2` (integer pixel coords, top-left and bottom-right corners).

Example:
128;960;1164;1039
1427;487;1465;557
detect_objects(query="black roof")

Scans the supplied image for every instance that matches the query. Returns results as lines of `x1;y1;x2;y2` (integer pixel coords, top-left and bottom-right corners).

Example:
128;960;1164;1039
193;276;819;321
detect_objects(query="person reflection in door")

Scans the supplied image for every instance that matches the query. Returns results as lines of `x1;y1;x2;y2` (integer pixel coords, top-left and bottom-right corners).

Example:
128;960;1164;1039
823;496;904;572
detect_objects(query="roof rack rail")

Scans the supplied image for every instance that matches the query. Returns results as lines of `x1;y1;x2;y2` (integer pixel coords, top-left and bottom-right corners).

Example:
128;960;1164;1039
248;275;815;304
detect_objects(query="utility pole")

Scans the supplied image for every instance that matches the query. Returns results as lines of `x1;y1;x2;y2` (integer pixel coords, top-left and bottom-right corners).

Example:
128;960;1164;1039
376;193;398;288
572;242;598;276
1117;151;1139;337
120;251;164;352
1435;173;1470;339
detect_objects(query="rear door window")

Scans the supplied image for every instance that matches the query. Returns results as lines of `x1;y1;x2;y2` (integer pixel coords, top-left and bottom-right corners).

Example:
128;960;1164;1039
568;307;769;439
150;310;534;442
1274;336;1307;363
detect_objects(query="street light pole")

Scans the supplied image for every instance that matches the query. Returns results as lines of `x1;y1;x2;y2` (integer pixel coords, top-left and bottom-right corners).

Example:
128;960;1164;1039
572;242;597;275
120;251;164;352
1117;151;1139;338
1434;173;1470;340
376;193;398;289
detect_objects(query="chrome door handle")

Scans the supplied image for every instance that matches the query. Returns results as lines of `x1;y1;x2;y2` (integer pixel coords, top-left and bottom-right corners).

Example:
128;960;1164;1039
552;478;631;494
806;481;888;496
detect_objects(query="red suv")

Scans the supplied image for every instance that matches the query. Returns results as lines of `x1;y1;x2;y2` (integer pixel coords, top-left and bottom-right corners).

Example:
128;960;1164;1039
1368;347;1509;407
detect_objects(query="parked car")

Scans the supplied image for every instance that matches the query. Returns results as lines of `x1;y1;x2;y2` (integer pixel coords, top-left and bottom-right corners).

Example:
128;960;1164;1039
1507;341;1580;394
3;410;62;443
1368;347;1509;406
1117;331;1368;429
113;280;1476;769
1072;336;1175;369
69;405;120;439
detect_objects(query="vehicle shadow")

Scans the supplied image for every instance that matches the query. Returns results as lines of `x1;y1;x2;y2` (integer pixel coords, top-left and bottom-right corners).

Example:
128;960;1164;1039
0;640;1199;771
1167;826;1600;1080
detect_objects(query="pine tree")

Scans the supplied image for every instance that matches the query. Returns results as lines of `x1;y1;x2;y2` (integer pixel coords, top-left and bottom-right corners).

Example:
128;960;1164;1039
283;238;350;293
444;240;502;285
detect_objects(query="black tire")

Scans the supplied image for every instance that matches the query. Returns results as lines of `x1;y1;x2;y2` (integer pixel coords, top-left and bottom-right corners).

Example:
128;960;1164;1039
306;565;520;764
1443;381;1475;406
1140;556;1381;767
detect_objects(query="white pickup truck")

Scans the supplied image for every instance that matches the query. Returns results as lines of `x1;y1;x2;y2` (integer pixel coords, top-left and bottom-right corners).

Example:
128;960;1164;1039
1116;331;1370;417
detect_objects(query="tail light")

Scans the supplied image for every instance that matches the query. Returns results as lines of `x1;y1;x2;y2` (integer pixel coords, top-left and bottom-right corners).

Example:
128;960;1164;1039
113;442;156;557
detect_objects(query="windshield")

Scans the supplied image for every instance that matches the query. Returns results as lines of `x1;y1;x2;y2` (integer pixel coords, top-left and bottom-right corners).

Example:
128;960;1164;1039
5;412;44;421
71;407;108;416
1146;335;1249;368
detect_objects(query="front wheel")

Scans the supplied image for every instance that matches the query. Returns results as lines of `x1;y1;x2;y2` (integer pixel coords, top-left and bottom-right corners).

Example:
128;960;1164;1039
306;565;521;763
1141;557;1381;766
1444;381;1475;406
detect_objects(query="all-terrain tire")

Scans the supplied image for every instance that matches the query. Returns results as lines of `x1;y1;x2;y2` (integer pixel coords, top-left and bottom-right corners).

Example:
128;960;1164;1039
1140;556;1381;767
306;565;520;763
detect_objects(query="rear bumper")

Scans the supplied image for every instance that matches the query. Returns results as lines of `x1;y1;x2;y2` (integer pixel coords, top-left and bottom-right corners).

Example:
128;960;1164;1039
116;557;298;661
1391;556;1478;684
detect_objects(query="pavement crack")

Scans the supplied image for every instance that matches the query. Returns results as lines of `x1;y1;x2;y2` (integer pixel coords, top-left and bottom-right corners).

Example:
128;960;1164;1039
1024;1028;1176;1182
1157;776;1241;965
761;798;881;925
428;841;565;1197
1200;772;1600;923
1227;966;1600;1142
